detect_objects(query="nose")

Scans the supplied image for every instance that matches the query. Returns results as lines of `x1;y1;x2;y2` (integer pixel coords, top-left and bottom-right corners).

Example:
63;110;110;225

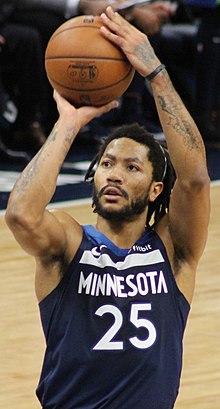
106;166;123;184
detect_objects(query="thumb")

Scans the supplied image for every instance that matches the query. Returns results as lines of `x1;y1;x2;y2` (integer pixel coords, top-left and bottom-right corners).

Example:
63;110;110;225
78;100;119;127
95;100;119;118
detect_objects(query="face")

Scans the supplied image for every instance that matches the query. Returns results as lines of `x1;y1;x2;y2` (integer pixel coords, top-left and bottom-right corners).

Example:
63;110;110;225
93;138;155;222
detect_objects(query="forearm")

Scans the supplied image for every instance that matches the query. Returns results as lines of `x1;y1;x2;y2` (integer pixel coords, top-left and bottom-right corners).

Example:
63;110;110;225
100;7;208;182
6;91;118;222
150;69;208;181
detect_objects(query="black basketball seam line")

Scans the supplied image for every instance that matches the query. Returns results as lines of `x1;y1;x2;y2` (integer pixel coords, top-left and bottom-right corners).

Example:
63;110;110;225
50;25;106;41
48;66;134;93
45;56;127;62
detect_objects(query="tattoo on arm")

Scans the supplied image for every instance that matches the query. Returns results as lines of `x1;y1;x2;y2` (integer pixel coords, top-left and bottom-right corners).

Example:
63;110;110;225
46;125;75;147
64;125;76;146
157;93;201;151
47;127;57;144
135;41;156;66
13;157;39;194
13;124;76;195
133;41;199;150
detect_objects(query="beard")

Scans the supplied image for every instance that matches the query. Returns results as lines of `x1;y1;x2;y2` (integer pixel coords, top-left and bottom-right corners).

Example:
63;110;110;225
92;184;150;222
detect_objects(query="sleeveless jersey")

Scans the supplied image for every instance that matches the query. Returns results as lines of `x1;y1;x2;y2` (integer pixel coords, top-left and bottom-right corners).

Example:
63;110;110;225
36;225;190;409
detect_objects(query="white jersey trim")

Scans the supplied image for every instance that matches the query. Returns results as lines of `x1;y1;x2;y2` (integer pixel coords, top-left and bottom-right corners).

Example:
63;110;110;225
79;249;164;270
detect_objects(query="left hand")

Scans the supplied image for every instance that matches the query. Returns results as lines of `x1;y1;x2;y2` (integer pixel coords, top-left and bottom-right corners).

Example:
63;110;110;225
100;6;161;77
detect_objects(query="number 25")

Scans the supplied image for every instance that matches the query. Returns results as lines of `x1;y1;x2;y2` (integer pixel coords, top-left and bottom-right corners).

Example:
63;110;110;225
93;303;156;350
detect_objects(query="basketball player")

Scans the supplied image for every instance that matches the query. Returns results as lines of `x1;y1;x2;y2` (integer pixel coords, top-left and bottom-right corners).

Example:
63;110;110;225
5;7;210;409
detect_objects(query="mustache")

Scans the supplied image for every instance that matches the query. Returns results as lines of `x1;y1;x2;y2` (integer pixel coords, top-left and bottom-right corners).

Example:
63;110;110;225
98;183;129;199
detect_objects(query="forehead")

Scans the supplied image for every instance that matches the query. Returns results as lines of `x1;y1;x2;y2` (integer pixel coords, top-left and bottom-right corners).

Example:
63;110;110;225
102;137;149;161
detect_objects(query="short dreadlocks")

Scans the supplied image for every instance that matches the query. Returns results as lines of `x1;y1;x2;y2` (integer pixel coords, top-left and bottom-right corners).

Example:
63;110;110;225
84;123;176;227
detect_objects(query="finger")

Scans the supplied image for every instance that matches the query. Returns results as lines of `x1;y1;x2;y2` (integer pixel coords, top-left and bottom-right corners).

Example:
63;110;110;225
96;99;119;117
53;90;58;101
78;100;119;128
104;6;121;22
83;100;118;116
100;8;131;48
101;6;128;33
53;90;63;103
87;100;119;119
100;24;118;43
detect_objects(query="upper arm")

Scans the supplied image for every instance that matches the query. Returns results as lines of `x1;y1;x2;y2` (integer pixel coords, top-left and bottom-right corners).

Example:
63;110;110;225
5;206;83;303
5;206;82;263
168;175;210;267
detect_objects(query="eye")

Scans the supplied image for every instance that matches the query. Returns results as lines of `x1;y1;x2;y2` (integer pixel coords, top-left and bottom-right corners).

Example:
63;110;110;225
128;164;139;172
101;160;112;168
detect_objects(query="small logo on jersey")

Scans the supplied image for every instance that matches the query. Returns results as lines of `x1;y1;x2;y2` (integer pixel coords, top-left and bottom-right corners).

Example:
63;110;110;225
129;244;152;253
91;245;107;257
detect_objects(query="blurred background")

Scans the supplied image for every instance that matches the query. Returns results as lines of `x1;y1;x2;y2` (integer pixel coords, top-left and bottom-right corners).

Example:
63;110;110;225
1;0;220;209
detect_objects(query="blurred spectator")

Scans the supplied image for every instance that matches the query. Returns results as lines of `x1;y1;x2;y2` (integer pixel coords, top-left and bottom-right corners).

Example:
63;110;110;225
132;0;220;143
10;1;112;132
12;1;111;49
153;2;197;113
129;0;176;35
10;1;182;135
0;3;47;155
189;1;220;142
0;72;30;163
5;1;202;142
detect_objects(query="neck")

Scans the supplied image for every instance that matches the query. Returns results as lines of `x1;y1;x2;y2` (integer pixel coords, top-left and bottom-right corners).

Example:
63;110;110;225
95;214;147;249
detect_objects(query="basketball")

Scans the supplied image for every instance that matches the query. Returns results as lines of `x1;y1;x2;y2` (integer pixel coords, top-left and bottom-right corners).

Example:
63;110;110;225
45;15;135;107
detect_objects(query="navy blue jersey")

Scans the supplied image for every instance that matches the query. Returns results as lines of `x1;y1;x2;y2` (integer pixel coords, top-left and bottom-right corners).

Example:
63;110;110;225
36;225;190;409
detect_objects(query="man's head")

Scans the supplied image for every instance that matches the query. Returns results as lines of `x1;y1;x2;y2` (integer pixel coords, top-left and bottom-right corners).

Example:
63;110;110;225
85;123;175;226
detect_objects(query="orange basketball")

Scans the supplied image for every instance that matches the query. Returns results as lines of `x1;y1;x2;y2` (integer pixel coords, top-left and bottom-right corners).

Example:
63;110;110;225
45;15;135;107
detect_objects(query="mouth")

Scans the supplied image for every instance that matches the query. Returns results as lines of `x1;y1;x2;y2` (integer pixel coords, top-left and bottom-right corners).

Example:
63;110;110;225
103;187;123;197
100;185;127;204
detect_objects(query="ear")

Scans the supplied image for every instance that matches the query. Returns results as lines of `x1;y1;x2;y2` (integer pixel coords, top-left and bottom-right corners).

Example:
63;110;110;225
149;181;164;202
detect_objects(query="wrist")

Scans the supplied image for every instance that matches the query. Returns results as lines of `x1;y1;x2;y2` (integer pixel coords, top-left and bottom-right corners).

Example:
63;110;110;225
55;113;78;135
145;64;166;82
148;68;172;95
